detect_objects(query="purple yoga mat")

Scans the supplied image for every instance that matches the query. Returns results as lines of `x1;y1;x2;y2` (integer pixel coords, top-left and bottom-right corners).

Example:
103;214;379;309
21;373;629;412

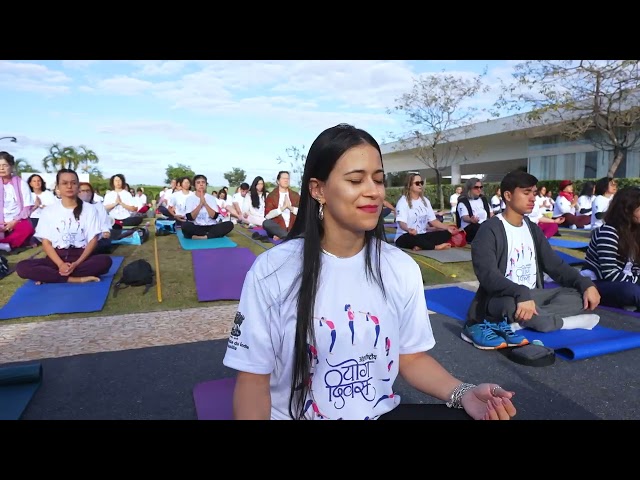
251;228;283;245
192;248;256;301
193;377;236;420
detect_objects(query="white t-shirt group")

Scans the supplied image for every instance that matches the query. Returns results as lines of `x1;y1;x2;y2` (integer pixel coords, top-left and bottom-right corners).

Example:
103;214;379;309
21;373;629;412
223;239;436;420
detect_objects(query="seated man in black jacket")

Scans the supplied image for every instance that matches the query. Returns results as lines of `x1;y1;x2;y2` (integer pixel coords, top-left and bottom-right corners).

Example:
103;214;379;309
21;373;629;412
462;171;602;350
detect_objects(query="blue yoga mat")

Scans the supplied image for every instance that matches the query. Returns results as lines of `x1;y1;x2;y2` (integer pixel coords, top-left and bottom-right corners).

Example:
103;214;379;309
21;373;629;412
555;251;585;266
424;286;640;361
0;363;42;420
549;238;588;249
177;231;237;250
0;256;124;321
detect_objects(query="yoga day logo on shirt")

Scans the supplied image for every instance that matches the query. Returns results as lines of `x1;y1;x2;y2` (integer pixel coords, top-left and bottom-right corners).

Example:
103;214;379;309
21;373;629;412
230;311;244;337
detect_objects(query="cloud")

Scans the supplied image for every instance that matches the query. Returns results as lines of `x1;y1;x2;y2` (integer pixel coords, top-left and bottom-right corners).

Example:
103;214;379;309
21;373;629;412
89;76;154;96
96;120;215;145
0;61;71;95
128;60;188;77
61;60;99;70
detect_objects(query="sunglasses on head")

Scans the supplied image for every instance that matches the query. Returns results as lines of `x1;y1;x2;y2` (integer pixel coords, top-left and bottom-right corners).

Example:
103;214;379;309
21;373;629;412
413;181;424;186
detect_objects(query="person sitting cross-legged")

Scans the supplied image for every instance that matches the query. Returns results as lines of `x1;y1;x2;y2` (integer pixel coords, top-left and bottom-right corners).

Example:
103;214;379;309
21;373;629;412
462;170;601;350
15;169;113;285
181;174;234;240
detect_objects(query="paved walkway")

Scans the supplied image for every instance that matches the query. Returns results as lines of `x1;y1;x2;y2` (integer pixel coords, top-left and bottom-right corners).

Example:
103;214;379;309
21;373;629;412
0;281;480;365
0;304;239;364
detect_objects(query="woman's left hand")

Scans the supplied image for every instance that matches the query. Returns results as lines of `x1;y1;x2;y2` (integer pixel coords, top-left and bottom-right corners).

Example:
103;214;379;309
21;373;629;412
461;383;516;420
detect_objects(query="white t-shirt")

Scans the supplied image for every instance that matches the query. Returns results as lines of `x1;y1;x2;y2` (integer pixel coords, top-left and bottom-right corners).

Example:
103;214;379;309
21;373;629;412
535;195;551;212
577;195;593;216
232;192;249;214
185;193;220;226
93;202;113;233
103;190;137;220
591;195;612;229
498;214;537;289
457;197;488;229
30;190;57;219
135;194;147;208
526;203;541;224
222;238;436;420
35;201;102;249
394;195;437;241
168;190;194;217
449;193;460;214
552;195;575;217
249;194;266;217
2;178;34;221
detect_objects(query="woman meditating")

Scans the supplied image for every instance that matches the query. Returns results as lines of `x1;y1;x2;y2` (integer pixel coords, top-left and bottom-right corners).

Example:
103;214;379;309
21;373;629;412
27;174;57;229
394;173;458;251
246;176;267;227
102;173;143;228
182;174;234;240
223;123;516;420
583;186;640;311
16;169;113;284
0;151;35;252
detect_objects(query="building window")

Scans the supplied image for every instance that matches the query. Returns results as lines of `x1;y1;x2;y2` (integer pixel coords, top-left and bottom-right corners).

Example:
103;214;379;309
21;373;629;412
584;151;598;179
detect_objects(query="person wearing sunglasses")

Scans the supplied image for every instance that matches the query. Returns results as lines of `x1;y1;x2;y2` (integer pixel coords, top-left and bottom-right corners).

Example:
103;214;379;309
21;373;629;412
394;174;458;251
456;178;492;243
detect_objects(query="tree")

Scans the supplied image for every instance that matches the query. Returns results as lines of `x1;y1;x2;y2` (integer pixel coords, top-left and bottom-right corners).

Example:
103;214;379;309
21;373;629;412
15;158;37;175
165;163;195;184
277;145;306;187
385;171;410;187
387;71;489;209
494;60;640;177
42;144;100;172
223;167;247;187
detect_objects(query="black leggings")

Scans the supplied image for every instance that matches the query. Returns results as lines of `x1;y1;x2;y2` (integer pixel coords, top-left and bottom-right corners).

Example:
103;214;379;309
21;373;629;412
395;230;451;250
181;221;234;239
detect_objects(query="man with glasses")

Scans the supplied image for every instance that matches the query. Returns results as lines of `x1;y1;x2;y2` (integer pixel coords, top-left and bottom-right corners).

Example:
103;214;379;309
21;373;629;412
456;177;492;243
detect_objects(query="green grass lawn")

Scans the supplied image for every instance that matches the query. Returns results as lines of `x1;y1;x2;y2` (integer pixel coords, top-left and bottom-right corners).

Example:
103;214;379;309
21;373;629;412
0;222;588;326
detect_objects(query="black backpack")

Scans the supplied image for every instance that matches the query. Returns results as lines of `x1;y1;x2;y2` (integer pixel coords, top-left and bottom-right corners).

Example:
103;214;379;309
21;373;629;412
113;259;154;297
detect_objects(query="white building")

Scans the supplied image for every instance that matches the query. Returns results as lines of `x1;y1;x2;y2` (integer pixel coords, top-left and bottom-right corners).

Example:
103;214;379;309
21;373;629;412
380;111;640;183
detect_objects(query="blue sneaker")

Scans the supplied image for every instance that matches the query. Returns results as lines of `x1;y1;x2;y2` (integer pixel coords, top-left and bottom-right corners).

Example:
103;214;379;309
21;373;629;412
461;320;508;350
492;319;529;347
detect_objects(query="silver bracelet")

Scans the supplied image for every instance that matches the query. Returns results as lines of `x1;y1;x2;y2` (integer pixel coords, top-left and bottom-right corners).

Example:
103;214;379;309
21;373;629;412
446;382;477;409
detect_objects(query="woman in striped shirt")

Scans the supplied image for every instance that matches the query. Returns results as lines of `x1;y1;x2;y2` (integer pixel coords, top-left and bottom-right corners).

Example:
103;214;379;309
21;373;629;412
583;187;640;311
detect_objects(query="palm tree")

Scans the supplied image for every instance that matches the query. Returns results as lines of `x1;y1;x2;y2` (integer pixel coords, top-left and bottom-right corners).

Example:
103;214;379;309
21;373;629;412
78;145;99;173
14;158;36;175
42;144;73;172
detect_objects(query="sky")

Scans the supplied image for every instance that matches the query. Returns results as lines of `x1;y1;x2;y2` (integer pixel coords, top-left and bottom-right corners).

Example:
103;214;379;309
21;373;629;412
0;60;520;187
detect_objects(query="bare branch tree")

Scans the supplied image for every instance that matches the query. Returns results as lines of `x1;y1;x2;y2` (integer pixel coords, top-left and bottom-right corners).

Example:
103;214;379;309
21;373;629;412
387;70;489;209
494;60;640;177
277;145;306;187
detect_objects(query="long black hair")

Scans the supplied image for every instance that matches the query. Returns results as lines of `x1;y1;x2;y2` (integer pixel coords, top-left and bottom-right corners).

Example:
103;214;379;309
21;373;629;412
250;176;266;209
57;168;83;220
283;123;387;419
604;186;640;262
